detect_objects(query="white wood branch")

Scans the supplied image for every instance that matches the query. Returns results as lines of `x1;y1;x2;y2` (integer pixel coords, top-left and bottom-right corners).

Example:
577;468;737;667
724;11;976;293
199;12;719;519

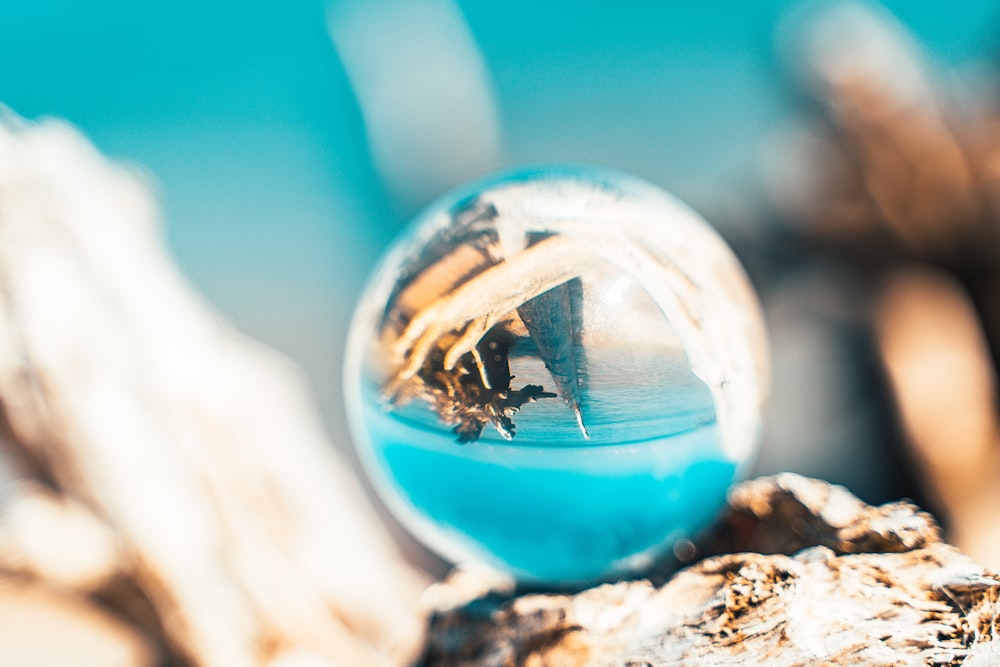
0;579;157;667
0;115;426;667
0;480;120;591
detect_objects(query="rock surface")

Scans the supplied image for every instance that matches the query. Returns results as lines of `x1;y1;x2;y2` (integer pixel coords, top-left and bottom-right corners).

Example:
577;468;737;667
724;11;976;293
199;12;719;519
422;474;1000;666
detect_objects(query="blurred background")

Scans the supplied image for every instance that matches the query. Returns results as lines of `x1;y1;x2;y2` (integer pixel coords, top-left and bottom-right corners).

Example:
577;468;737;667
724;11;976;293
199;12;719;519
4;0;1000;568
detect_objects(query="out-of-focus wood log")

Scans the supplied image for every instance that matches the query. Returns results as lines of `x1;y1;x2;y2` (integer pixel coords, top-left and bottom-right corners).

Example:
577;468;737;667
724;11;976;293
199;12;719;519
762;0;1000;577
876;269;1000;571
0;115;426;666
423;474;999;666
0;481;120;590
0;579;157;667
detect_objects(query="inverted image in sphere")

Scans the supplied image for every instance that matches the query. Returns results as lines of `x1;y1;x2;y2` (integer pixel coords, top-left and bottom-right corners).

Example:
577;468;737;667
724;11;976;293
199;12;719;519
345;165;768;583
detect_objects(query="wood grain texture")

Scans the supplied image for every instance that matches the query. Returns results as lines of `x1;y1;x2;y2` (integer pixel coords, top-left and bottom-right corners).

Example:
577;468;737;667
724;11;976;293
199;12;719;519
423;474;999;666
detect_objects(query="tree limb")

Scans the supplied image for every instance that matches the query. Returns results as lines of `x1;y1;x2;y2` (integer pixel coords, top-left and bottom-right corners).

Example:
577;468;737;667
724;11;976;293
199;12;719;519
0;114;426;667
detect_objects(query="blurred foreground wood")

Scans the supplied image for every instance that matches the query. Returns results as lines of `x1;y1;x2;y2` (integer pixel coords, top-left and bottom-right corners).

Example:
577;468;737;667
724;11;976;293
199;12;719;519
0;115;426;666
425;474;1000;666
877;271;1000;570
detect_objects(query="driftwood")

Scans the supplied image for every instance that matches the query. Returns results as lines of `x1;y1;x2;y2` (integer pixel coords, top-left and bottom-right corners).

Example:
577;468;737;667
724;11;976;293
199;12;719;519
0;575;157;667
423;474;1000;666
4;9;1000;663
765;3;1000;568
0;115;426;666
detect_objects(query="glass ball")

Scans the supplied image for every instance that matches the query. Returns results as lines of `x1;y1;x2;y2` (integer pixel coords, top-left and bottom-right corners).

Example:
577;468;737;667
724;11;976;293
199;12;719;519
344;166;768;583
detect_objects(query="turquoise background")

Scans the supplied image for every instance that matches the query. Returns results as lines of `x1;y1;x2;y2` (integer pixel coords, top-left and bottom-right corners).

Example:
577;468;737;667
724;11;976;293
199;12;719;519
2;1;998;502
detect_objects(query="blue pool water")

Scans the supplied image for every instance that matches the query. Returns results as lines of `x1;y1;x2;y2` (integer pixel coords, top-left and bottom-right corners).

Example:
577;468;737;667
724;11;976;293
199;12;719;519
353;346;741;582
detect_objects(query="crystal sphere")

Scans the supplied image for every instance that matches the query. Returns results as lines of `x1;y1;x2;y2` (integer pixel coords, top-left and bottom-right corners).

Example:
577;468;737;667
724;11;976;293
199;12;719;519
345;166;768;583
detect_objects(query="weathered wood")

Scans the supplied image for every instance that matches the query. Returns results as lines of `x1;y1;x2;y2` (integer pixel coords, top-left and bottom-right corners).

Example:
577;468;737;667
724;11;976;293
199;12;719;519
765;2;1000;569
876;270;1000;570
423;474;999;666
0;115;426;666
0;481;120;591
0;579;157;667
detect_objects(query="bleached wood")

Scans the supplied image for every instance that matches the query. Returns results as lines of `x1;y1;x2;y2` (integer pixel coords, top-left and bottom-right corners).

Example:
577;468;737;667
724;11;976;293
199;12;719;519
0;579;157;667
0;481;120;590
0;115;425;667
424;475;999;666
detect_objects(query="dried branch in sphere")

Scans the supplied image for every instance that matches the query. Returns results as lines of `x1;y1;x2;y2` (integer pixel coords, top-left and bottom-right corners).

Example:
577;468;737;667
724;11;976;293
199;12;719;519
378;183;767;448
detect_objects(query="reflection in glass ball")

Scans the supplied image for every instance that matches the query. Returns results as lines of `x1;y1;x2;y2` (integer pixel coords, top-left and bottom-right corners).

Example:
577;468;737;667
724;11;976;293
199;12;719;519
345;166;768;583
